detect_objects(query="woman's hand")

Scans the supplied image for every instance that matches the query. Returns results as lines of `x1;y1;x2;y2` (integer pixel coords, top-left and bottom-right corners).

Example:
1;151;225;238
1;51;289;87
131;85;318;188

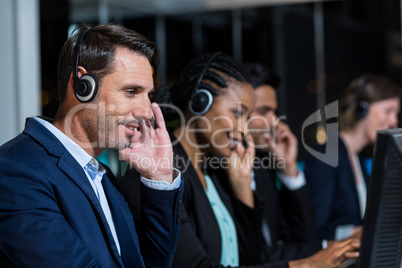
227;134;255;208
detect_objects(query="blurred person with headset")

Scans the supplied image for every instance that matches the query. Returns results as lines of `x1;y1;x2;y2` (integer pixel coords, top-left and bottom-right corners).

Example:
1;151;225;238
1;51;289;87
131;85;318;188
244;63;322;261
304;74;401;241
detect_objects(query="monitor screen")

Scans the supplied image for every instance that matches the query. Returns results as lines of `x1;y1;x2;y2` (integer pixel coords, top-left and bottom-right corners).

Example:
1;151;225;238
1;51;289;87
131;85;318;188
357;128;402;268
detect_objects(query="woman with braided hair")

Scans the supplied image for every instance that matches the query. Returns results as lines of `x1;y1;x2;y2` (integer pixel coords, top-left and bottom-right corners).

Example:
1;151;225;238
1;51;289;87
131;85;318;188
120;52;360;268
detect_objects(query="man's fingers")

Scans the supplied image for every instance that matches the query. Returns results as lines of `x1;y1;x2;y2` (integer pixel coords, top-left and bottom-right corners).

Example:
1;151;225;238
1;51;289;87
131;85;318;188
266;139;277;156
140;119;149;142
147;119;156;140
152;102;167;130
119;147;139;167
118;148;128;161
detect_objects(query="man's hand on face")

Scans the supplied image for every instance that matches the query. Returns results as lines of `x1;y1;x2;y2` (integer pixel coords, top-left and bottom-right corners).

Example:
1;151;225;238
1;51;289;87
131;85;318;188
119;103;175;183
267;122;299;177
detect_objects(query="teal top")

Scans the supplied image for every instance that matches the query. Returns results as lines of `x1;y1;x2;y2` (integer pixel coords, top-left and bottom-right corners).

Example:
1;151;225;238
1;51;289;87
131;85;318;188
204;174;239;266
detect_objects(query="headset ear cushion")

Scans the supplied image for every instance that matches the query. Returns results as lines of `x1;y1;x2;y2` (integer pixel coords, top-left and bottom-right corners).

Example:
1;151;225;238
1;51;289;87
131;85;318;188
356;101;369;119
189;89;213;116
75;73;99;103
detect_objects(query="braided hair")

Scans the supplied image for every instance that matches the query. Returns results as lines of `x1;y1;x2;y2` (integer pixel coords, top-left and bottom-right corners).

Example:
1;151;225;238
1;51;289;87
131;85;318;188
154;52;249;121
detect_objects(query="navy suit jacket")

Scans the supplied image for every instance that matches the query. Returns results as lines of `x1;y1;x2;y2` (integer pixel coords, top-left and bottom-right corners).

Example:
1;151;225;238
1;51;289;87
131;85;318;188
252;163;322;262
304;137;369;240
0;118;183;267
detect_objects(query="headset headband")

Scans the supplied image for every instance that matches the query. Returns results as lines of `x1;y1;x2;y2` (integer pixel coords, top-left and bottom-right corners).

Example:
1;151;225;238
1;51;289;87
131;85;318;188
193;52;221;93
73;29;91;82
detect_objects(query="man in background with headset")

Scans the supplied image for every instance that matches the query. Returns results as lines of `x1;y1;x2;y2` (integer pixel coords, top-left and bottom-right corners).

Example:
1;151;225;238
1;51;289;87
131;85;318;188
244;63;323;261
0;23;183;267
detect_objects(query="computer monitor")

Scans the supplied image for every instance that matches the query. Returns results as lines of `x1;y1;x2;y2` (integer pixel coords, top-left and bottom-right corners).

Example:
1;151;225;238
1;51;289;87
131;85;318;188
357;128;402;268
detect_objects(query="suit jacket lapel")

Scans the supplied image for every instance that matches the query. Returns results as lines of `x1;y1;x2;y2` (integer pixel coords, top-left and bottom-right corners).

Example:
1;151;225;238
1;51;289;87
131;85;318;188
57;151;100;205
24;118;101;208
24;117;125;266
254;166;278;243
57;150;128;267
103;173;141;267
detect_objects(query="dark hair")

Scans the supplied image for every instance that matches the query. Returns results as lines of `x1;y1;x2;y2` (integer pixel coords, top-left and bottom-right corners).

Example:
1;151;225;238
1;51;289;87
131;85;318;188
339;74;401;131
57;23;159;103
154;52;248;121
243;63;280;89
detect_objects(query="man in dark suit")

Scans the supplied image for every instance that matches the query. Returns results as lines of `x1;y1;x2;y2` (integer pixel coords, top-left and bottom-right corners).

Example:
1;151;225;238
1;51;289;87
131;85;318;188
0;23;183;267
245;63;323;261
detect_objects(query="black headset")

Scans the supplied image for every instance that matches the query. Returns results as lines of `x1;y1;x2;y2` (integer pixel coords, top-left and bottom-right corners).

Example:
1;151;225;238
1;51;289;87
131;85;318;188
355;75;373;119
73;29;99;103
188;52;221;116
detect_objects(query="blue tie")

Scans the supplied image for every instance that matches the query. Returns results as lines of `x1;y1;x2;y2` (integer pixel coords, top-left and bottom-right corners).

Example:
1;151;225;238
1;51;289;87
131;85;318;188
85;159;100;201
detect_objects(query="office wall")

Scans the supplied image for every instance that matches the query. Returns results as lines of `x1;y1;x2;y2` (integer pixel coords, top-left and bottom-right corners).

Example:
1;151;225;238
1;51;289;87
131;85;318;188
0;0;41;145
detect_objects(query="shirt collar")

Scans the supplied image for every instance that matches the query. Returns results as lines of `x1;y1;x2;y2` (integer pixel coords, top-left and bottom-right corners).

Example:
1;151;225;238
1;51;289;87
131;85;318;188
87;158;106;176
